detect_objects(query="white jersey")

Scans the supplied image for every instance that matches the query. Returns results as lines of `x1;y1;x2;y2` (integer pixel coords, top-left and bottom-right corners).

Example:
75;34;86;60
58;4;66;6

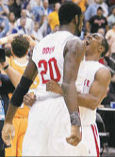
76;61;106;126
32;31;79;98
24;31;84;156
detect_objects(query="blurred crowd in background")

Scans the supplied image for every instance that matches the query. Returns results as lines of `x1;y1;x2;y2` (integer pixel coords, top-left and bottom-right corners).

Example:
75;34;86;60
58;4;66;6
0;0;114;106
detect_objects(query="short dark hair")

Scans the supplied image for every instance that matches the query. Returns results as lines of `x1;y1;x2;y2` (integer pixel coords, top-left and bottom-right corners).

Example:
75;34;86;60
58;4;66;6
11;35;29;58
59;2;82;25
97;6;103;11
101;38;109;57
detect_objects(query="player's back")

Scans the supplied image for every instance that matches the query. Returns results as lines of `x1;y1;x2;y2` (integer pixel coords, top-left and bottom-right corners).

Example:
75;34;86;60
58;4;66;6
32;31;74;98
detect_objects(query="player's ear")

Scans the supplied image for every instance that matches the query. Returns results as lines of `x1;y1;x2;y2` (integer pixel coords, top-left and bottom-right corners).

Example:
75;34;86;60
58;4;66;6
74;15;79;25
98;45;104;54
11;47;14;56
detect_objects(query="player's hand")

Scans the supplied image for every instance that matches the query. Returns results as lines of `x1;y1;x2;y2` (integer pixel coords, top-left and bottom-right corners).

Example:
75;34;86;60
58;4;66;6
23;92;36;107
2;123;15;146
66;125;81;146
7;33;19;43
23;34;36;47
46;80;63;95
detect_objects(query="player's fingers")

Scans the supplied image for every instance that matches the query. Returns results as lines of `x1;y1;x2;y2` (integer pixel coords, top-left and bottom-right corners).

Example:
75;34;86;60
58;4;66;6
2;131;11;146
23;94;30;100
31;94;36;100
24;94;36;106
66;137;78;146
23;96;29;104
23;94;33;102
11;127;15;140
66;137;74;145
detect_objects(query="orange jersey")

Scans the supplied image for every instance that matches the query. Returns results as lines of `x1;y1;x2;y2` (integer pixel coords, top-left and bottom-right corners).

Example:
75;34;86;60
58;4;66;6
9;57;39;118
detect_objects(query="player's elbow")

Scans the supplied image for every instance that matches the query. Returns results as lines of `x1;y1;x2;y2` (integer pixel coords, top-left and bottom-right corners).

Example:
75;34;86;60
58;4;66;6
90;101;99;110
90;105;97;110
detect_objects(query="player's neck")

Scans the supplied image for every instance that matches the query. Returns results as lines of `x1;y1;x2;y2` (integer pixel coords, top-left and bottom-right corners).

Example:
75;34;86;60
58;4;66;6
13;55;28;64
60;25;74;34
86;54;99;61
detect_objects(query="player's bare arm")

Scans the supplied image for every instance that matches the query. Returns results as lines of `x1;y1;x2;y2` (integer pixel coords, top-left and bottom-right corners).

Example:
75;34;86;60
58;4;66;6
88;68;111;108
47;67;111;110
62;38;85;146
46;80;63;95
0;34;36;48
76;67;111;110
2;58;38;146
46;80;101;109
0;33;18;45
62;39;85;113
1;61;22;87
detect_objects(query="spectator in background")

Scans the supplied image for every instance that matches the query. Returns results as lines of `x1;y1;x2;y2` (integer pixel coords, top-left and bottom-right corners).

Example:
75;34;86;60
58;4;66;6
32;21;42;42
7;12;16;35
87;0;94;5
98;28;105;36
33;18;51;41
31;0;44;23
12;17;27;34
85;0;108;21
105;23;115;59
21;0;30;9
15;9;34;35
108;7;115;28
29;0;43;9
72;0;88;13
86;7;108;33
25;3;34;19
48;3;60;31
42;0;52;16
0;17;9;38
0;0;9;16
105;0;115;7
8;0;21;19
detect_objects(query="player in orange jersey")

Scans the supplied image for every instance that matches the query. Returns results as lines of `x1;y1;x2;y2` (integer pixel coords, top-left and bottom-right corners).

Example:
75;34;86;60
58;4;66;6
0;34;39;156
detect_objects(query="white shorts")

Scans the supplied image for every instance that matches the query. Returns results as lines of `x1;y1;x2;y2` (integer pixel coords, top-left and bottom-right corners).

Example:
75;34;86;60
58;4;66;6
22;96;82;156
77;123;100;156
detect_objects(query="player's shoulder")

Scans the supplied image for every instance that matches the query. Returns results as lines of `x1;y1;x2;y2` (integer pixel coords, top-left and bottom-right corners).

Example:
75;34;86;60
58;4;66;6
65;36;85;55
95;67;111;83
66;36;84;48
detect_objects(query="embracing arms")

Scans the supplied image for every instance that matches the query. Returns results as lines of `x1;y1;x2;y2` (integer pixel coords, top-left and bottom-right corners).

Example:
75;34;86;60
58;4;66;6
47;68;111;110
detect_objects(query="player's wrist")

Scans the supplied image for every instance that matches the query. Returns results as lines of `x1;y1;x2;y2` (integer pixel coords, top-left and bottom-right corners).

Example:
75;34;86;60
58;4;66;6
2;62;9;70
4;117;13;124
70;111;81;127
0;37;8;44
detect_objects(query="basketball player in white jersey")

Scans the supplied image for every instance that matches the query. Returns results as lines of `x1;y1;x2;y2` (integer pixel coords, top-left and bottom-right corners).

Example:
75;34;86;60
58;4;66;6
46;33;111;156
2;2;86;156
